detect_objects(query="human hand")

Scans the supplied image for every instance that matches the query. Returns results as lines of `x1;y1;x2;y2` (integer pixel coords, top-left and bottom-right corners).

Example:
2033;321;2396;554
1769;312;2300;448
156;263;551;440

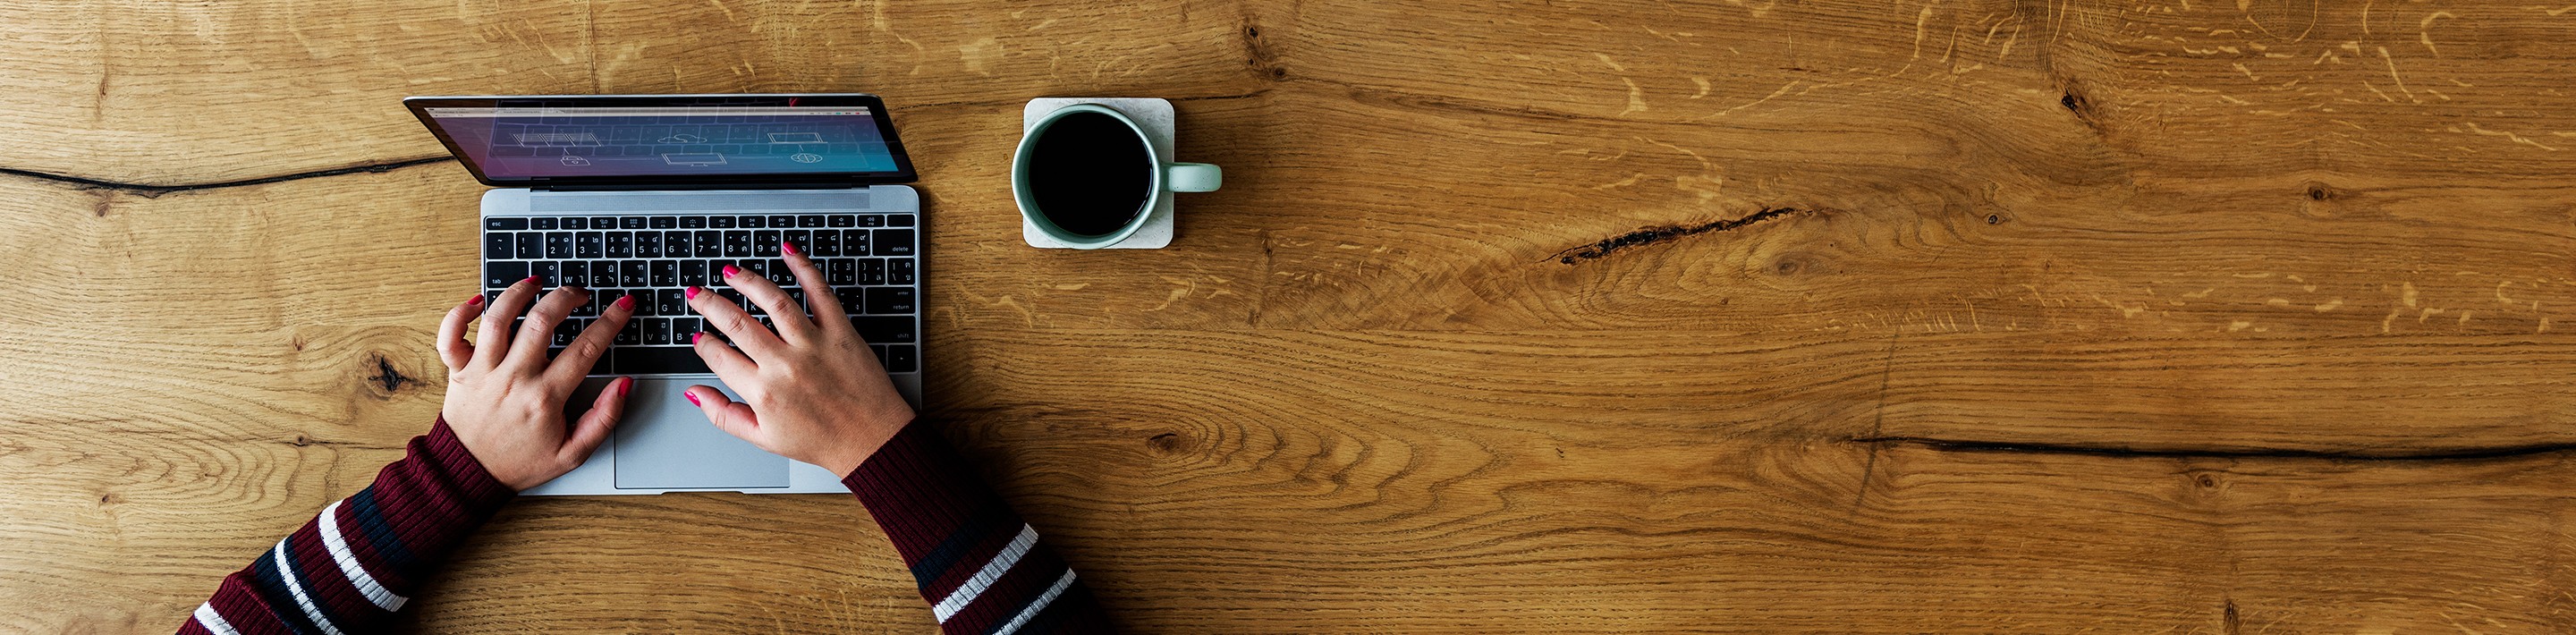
683;242;916;476
436;277;638;490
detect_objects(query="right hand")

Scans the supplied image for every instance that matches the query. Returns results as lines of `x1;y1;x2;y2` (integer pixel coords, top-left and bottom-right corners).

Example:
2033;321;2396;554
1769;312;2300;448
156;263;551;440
682;243;917;476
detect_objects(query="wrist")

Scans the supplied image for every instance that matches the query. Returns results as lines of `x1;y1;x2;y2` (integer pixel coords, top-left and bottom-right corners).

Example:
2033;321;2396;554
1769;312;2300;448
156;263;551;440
821;413;916;478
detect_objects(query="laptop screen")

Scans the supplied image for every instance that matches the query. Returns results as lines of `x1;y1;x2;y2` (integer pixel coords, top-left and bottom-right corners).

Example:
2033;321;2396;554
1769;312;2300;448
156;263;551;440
405;95;915;186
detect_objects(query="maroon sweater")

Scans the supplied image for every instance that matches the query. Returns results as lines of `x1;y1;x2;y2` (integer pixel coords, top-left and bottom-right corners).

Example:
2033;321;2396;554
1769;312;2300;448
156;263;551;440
179;419;1113;634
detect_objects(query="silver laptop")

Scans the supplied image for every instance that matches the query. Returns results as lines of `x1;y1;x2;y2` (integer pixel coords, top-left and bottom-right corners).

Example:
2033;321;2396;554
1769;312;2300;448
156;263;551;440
407;94;923;495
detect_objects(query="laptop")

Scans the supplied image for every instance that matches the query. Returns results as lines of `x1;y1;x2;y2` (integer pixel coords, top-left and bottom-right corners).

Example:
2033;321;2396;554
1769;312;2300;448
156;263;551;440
406;94;922;495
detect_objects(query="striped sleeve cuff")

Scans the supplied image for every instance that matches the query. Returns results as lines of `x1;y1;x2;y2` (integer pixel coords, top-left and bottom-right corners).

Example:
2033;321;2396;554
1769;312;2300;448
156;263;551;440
842;421;1115;635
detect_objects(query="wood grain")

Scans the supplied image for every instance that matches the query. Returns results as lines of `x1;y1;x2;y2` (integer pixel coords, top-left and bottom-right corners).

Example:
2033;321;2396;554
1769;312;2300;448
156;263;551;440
4;0;2576;632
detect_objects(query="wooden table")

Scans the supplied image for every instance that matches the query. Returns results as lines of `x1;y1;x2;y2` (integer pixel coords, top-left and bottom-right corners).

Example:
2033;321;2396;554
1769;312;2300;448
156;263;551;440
6;0;2576;631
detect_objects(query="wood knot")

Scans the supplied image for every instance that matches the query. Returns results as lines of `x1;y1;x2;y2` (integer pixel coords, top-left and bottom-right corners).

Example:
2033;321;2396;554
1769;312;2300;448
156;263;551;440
292;434;311;447
366;353;413;397
1985;214;2004;225
1772;258;1806;276
1148;432;1186;453
2302;182;2342;201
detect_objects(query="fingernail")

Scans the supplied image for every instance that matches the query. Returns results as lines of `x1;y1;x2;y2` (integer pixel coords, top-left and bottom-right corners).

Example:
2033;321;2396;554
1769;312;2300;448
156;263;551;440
617;377;634;394
691;332;705;344
614;294;635;309
684;391;701;406
722;265;741;278
522;275;538;285
465;293;484;306
783;241;799;256
685;286;700;300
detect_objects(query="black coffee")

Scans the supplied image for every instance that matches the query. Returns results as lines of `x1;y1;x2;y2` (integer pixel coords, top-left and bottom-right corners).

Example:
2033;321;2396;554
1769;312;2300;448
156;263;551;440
1028;112;1153;237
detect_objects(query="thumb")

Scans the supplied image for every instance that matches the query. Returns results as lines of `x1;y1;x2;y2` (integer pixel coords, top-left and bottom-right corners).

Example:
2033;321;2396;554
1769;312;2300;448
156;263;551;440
562;377;632;462
685;385;765;444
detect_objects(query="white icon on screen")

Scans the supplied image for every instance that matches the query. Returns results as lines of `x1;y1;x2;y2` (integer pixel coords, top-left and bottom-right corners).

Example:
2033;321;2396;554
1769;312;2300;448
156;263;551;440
789;153;824;164
559;155;590;166
657;133;707;144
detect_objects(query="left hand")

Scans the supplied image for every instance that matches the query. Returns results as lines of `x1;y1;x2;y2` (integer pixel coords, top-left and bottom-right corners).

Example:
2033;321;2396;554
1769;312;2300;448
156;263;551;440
434;278;638;490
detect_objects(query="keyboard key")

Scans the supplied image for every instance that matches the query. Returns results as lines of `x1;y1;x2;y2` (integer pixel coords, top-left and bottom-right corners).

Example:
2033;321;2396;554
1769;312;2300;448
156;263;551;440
572;291;599;317
671;317;701;342
826;258;855;285
620;261;648;287
532;217;559;230
635;232;662;258
836;287;862;314
487;217;528;231
889;258;913;285
562;261;587;287
866;287;915;314
681;260;709;287
614;345;709;374
784;229;809;253
621;216;648;230
767;258;793;284
718;288;746;310
664;231;692;256
627;290;655;317
723;231;751;257
711;216;736;229
650;216;678;229
546;232;572;258
811;230;841;257
606;232;633;258
680;216;707;229
575;232;603;258
857;215;886;227
589;260;617;287
563;217;588;230
740;216;764;229
889;214;916;227
885;343;918;373
615;318;641;345
874;229;914;256
651;260;677;287
828;215;855;228
589;216;614;230
798;215;826;228
643;318;672;344
485;233;513;258
694;230;722;257
853;316;915;343
657;288;687;316
552;318;580;346
864;258;891;285
741;259;769;288
515;233;542;259
768;215;795;228
754;230;781;257
847;229;871;255
533;261;560;287
869;344;889;367
485;261;527;289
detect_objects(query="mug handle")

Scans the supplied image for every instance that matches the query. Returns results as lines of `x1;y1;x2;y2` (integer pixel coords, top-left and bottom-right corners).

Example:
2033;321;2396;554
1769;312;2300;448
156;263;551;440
1165;163;1223;192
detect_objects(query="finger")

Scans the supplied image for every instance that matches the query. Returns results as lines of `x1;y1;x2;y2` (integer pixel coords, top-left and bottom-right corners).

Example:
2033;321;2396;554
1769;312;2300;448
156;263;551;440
561;377;633;463
687;284;788;360
784;241;849;325
436;293;484;372
547;292;634;384
471;276;541;368
683;385;765;444
504;286;591;369
722;262;815;343
690;328;760;377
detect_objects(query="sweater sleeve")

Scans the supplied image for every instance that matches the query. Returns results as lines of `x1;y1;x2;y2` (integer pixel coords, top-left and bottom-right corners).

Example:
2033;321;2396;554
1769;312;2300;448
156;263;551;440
843;420;1117;635
179;419;514;635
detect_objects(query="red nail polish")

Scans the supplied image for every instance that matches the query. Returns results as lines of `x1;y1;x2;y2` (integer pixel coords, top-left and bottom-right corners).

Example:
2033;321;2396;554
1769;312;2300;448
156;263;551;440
691;332;705;344
783;241;799;256
615;377;633;394
522;275;538;284
684;391;701;406
686;286;700;300
722;265;741;278
614;294;635;309
465;293;484;306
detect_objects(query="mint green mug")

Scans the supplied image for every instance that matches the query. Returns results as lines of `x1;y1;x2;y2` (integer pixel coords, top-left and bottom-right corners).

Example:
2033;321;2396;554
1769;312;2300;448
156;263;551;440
1013;104;1222;249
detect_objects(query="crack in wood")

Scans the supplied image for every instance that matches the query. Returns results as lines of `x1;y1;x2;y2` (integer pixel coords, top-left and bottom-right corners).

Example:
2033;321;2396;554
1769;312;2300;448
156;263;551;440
1854;436;2576;462
1552;207;1818;265
0;156;454;196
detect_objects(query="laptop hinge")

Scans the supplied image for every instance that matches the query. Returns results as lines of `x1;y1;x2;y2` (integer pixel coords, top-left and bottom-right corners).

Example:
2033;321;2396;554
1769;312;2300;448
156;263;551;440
532;182;860;192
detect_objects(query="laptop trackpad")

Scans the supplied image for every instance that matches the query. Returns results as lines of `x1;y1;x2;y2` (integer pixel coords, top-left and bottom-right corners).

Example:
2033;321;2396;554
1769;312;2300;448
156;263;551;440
610;378;788;489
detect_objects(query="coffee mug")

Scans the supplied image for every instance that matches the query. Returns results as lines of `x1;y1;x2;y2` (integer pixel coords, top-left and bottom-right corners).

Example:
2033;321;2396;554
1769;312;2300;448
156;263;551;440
1013;104;1221;249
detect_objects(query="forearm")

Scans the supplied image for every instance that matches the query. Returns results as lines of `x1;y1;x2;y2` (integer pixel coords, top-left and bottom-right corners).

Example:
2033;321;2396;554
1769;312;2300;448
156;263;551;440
844;421;1115;635
181;419;514;635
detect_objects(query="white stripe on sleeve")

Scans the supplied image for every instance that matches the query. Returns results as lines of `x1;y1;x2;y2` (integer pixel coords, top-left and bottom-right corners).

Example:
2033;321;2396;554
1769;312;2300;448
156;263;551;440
271;541;348;635
992;570;1079;635
930;523;1040;622
317;499;408;612
192;602;242;635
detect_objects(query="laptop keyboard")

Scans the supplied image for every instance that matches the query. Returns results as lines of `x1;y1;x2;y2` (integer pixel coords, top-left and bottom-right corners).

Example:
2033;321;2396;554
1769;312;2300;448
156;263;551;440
480;213;919;376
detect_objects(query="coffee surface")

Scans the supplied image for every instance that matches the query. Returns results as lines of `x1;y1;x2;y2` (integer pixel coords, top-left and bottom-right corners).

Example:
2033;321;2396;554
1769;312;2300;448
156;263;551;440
1027;111;1153;237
